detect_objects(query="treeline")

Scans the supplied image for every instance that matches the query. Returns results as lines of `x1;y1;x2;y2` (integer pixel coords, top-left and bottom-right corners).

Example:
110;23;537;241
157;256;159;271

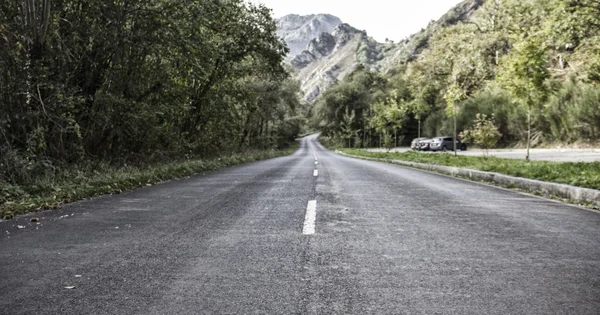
311;0;600;150
0;0;302;185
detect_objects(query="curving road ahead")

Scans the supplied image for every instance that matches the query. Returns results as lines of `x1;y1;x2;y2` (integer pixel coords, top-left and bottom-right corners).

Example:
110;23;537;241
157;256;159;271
1;135;600;314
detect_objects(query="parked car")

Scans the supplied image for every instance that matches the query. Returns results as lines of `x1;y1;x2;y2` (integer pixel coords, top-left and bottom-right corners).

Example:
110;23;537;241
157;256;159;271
411;138;428;150
429;136;467;151
418;138;433;151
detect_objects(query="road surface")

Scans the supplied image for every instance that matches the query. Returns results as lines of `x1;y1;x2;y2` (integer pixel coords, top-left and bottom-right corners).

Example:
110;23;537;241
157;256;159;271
368;147;600;162
2;135;600;314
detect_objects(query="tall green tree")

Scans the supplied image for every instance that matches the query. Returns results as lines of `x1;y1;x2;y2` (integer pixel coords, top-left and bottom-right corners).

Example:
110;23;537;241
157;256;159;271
498;37;550;161
0;0;300;185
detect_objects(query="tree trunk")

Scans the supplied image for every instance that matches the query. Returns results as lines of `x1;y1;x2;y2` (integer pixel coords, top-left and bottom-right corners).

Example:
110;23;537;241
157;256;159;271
418;119;421;138
238;108;257;148
526;109;531;162
363;126;367;148
394;128;398;148
453;107;457;156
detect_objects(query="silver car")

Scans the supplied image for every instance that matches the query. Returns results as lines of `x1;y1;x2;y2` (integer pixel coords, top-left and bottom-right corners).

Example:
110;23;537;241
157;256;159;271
430;137;467;151
411;138;428;150
418;138;433;151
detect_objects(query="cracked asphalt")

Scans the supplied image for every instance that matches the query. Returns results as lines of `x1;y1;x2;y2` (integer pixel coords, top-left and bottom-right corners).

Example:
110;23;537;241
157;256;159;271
1;135;599;314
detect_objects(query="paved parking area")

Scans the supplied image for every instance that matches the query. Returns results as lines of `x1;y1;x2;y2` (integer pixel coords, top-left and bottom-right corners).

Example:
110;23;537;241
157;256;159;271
367;148;600;162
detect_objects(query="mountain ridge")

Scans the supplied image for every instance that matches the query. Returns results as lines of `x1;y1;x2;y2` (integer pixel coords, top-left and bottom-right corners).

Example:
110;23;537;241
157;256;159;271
276;14;342;57
279;1;484;103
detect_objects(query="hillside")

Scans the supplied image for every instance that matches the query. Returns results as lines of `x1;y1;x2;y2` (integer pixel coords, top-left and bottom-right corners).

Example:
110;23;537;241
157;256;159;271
280;1;483;103
377;0;484;69
290;23;385;102
308;0;600;149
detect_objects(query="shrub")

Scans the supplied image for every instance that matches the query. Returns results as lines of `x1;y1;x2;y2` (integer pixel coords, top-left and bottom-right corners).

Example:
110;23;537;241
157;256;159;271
460;114;502;158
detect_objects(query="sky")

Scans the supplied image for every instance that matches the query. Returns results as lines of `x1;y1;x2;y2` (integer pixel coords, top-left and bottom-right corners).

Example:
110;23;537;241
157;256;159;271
249;0;464;42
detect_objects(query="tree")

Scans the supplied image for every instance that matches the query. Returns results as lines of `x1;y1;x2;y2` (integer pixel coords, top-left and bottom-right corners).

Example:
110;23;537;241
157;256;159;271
340;107;358;148
460;114;502;159
498;37;550;161
0;0;299;185
370;90;408;148
444;81;467;156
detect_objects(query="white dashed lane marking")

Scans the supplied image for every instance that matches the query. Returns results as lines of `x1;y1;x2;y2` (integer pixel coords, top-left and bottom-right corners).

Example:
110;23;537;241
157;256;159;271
303;200;317;235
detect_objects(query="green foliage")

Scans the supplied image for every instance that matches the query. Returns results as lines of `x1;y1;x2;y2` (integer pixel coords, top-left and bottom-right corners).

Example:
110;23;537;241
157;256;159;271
311;68;385;147
498;36;551;160
444;82;466;117
342;149;600;191
370;90;408;132
311;0;600;148
545;80;600;141
340;107;358;148
0;0;302;188
498;37;550;109
460;114;502;158
0;144;298;220
459;85;526;144
383;131;395;151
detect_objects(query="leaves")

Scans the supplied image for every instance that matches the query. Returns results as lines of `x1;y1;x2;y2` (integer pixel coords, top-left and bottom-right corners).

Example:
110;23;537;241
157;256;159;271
460;114;502;158
0;0;300;186
311;0;599;149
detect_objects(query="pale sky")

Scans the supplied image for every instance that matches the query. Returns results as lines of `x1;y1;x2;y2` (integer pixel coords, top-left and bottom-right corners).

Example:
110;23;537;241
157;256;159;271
250;0;465;42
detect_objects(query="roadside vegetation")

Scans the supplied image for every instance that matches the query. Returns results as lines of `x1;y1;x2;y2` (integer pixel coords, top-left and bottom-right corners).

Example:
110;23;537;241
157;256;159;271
309;0;600;154
0;1;304;218
340;148;600;191
1;144;297;220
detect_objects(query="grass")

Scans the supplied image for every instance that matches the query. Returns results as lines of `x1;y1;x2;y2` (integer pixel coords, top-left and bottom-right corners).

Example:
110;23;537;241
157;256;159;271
0;143;298;220
340;149;600;191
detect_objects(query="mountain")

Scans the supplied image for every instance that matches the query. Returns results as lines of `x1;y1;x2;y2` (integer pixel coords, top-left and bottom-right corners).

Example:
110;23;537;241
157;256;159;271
378;0;484;68
290;23;386;102
280;1;484;103
276;14;342;57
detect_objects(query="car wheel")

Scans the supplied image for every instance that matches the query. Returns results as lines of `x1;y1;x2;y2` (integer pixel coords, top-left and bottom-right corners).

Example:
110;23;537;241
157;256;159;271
461;144;467;151
442;145;447;152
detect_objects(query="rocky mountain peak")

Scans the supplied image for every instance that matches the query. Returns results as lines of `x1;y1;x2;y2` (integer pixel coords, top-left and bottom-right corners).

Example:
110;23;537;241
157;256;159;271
307;32;337;58
285;19;383;102
276;14;342;57
332;23;362;46
289;23;364;70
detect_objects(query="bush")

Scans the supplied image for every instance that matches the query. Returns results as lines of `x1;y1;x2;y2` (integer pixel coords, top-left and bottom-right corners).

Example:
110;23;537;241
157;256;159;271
545;81;600;142
460;114;502;158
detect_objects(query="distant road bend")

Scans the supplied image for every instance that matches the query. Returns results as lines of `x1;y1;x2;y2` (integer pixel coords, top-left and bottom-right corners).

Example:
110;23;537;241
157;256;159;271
2;135;600;314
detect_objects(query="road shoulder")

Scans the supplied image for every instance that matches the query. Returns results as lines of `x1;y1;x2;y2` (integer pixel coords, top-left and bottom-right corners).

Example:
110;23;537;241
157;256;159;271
337;151;600;211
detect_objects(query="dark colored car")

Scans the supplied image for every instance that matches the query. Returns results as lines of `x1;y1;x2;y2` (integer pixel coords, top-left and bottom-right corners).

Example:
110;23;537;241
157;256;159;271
430;137;467;151
411;138;428;150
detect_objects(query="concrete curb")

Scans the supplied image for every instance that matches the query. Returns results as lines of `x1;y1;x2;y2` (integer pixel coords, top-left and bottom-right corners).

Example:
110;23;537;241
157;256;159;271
337;151;600;207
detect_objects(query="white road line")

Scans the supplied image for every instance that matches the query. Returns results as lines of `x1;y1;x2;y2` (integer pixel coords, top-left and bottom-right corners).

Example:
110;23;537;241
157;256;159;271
313;170;318;177
309;142;318;161
315;161;318;165
303;200;317;235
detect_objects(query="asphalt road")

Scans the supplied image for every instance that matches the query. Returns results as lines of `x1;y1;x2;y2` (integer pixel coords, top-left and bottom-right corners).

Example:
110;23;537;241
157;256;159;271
2;135;600;314
368;147;600;162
